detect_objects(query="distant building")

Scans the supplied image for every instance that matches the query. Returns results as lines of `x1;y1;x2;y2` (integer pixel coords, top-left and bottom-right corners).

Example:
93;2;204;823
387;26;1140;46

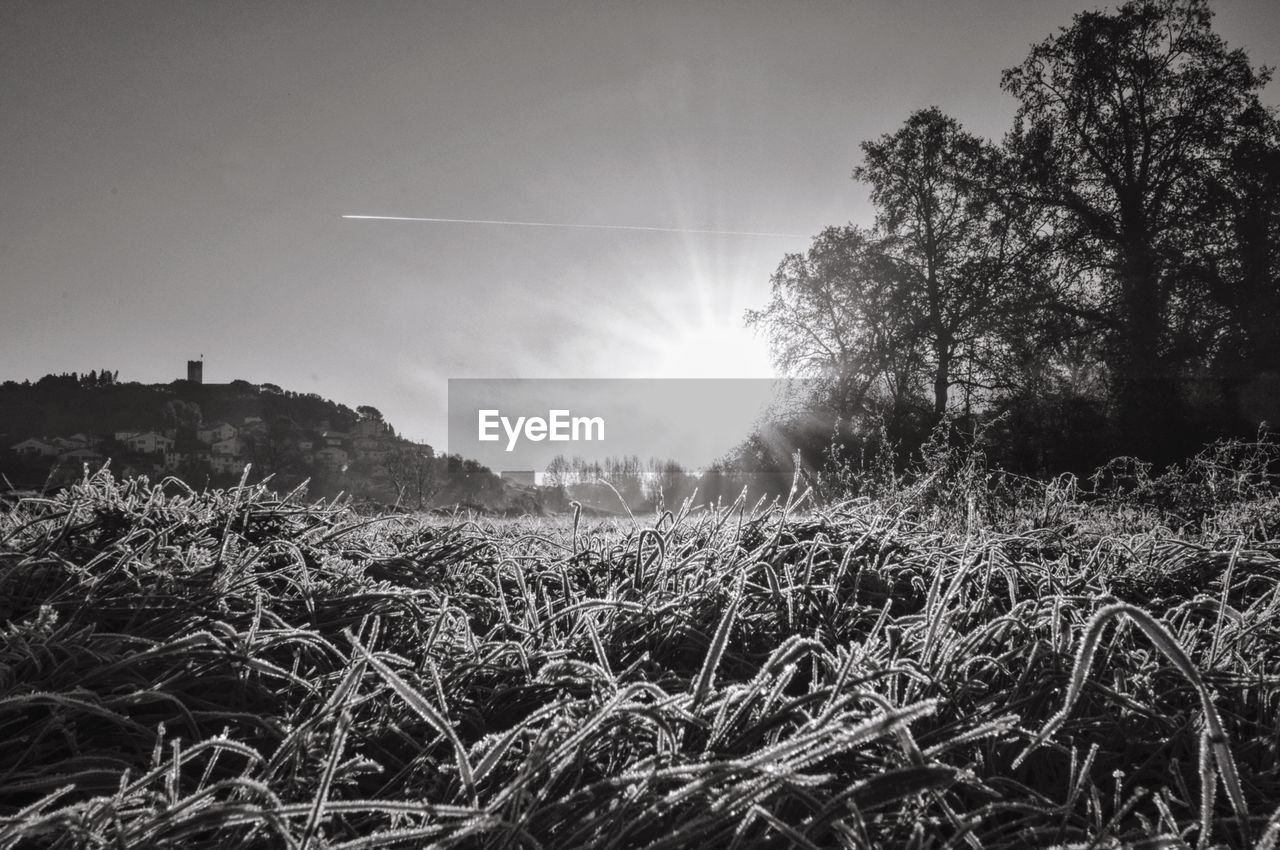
60;448;105;465
239;418;267;438
166;448;210;470
187;359;203;383
321;431;349;447
197;422;237;445
211;435;242;456
353;435;392;460
501;470;537;487
10;438;58;458
352;418;389;439
124;431;175;455
210;454;247;475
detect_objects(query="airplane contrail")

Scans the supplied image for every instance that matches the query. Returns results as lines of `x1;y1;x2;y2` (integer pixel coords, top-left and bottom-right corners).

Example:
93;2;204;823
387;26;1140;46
341;214;806;239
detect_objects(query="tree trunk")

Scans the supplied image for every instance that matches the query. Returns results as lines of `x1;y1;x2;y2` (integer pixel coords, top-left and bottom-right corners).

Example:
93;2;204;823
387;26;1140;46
1113;240;1180;460
933;340;951;421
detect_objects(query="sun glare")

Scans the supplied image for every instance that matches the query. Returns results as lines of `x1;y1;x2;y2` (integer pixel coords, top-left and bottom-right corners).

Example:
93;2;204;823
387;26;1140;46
657;321;776;379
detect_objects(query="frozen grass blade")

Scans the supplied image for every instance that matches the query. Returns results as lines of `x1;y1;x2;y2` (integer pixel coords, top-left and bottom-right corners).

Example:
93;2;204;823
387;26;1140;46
691;571;746;712
346;631;476;802
1014;601;1251;844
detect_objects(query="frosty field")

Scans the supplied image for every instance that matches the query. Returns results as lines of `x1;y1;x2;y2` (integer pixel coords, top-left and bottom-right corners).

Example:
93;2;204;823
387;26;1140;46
2;455;1280;849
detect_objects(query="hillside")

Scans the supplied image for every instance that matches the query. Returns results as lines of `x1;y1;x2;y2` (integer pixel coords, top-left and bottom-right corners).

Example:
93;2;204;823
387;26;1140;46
0;370;518;510
0;372;360;443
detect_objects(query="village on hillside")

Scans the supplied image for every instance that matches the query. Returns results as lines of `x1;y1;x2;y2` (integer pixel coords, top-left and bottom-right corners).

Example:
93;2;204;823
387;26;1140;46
0;360;491;508
2;361;717;514
9;411;422;481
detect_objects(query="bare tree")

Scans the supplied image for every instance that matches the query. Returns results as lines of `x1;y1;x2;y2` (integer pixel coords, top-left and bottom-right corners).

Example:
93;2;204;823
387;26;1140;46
746;225;922;423
857;107;1037;420
382;443;437;510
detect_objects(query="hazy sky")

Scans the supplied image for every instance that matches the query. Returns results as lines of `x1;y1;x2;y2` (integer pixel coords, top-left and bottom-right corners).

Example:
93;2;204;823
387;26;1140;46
4;0;1278;450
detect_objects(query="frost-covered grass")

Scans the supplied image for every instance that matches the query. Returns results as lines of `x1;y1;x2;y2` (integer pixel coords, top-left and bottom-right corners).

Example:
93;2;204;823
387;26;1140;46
2;460;1280;848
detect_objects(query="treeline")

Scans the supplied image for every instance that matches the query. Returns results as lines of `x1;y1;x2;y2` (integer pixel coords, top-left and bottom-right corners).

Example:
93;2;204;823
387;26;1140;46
541;454;807;512
543;454;698;510
746;0;1280;478
22;370;121;388
0;374;360;442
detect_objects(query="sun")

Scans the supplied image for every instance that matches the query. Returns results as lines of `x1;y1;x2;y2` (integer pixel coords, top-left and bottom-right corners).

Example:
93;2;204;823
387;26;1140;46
656;321;776;380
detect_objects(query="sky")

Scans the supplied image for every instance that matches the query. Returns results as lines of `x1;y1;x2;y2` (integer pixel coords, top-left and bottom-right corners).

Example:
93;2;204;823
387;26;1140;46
3;0;1279;451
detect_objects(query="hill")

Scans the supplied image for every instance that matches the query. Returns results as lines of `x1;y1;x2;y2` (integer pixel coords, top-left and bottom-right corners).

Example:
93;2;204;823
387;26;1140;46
0;369;520;510
0;372;359;442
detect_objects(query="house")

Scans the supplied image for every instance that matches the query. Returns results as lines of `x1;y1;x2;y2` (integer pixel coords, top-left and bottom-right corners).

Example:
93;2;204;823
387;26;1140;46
114;430;141;442
239;416;266;434
321;430;349;447
352;418;389;439
60;448;105;465
211;435;242;456
10;438;58;457
68;433;101;448
196;422;238;445
165;448;210;470
314;446;349;470
124;431;175;455
210;454;248;475
352;435;392;460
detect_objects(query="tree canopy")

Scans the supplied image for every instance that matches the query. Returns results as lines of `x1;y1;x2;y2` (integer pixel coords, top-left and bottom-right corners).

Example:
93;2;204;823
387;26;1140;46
748;0;1280;473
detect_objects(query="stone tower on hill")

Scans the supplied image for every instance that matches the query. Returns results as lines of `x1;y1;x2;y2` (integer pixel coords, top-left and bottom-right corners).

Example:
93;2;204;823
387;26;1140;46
187;359;203;384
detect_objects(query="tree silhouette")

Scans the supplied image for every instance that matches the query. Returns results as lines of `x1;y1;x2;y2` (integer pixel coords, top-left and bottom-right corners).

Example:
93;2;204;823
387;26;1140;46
1001;0;1271;454
857;107;1043;420
746;225;920;427
1199;105;1280;427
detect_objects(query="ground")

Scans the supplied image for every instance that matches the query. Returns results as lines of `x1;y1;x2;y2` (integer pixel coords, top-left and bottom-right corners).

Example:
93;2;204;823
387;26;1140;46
1;466;1279;848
